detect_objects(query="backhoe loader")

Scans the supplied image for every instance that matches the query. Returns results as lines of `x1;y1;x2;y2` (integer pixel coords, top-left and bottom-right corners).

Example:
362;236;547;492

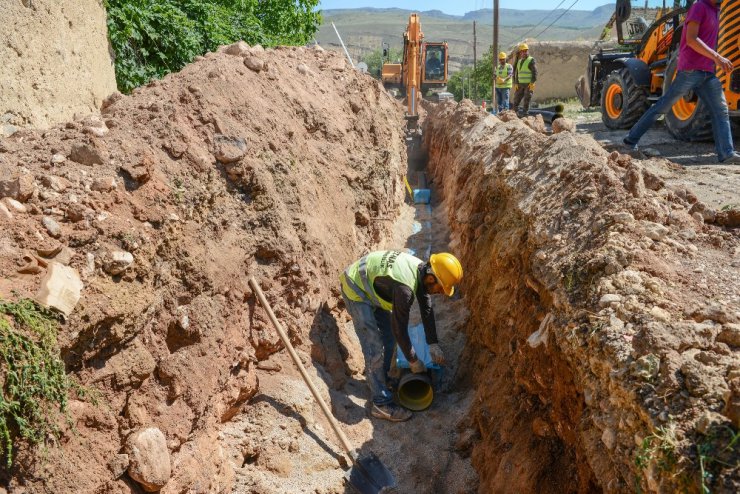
576;0;739;141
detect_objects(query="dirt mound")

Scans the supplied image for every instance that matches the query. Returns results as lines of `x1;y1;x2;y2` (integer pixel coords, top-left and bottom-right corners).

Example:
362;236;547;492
0;0;117;133
0;43;407;492
423;101;739;493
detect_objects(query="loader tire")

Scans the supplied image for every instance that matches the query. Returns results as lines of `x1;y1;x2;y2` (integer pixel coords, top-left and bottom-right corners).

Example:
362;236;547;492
600;68;649;129
663;54;712;142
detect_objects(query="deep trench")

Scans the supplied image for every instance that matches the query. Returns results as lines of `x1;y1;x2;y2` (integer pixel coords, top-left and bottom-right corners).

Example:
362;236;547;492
407;115;600;494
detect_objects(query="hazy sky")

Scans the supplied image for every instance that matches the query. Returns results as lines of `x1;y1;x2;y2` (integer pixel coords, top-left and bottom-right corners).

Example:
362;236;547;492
318;1;613;16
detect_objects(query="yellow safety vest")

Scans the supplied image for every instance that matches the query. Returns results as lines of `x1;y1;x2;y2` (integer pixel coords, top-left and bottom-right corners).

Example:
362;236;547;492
496;64;513;89
340;251;422;311
516;56;534;84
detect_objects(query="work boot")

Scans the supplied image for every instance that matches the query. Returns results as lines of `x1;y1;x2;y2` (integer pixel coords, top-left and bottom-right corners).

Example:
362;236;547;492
720;152;740;164
371;403;412;422
622;138;639;152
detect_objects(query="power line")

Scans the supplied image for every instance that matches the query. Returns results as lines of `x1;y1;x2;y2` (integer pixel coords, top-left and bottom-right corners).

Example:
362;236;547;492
534;0;581;39
518;0;568;40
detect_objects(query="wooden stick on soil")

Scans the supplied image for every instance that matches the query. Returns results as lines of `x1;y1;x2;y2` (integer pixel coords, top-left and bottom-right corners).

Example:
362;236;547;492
247;277;356;460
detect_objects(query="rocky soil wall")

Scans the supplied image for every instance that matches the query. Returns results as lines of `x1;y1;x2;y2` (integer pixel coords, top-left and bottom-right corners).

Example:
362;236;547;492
0;44;406;493
424;103;739;493
0;0;117;134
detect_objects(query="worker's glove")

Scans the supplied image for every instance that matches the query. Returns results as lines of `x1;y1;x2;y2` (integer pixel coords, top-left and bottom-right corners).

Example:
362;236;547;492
429;344;445;365
409;357;426;374
528;83;536;91
513;84;520;91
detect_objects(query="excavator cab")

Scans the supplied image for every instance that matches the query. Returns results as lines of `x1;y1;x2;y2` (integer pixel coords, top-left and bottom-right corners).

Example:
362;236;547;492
422;43;448;87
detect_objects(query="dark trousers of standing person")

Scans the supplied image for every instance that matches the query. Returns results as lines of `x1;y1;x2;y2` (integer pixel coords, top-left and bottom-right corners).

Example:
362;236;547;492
511;84;533;116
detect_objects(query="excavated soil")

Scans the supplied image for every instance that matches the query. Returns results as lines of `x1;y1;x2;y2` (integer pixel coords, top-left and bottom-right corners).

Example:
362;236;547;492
2;33;738;494
424;102;739;493
0;44;419;493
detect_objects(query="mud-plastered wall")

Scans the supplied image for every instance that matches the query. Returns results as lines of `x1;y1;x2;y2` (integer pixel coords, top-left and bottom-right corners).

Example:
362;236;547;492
0;0;117;134
511;41;593;102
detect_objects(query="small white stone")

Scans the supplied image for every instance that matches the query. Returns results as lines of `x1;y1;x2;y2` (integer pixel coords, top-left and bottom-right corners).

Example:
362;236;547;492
613;212;635;224
51;153;67;164
650;306;671;322
104;251;134;276
3;197;27;213
599;294;622;307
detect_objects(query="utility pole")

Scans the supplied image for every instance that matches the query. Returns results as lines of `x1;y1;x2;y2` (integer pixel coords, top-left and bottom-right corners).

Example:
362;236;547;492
473;21;477;101
492;0;499;111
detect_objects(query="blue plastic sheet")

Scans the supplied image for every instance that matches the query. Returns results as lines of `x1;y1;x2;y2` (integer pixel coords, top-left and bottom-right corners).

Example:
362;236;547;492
412;189;430;204
395;323;440;369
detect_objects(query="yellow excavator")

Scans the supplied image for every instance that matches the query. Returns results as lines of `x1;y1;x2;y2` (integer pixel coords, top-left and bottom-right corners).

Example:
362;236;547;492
576;0;739;141
381;14;449;129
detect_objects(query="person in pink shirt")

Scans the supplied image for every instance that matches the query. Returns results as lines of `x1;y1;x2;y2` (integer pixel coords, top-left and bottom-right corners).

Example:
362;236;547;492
623;0;740;164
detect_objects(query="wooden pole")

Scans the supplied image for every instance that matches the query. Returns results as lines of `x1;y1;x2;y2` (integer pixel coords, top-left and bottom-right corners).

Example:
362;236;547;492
248;277;355;459
473;20;477;101
492;0;499;111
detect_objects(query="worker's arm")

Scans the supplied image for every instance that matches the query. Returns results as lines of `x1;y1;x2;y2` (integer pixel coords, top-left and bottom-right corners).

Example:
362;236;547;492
390;284;416;361
416;285;439;346
505;65;513;81
530;58;537;83
684;20;733;73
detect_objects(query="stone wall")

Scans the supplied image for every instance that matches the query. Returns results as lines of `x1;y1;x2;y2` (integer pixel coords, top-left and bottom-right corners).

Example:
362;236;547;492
0;0;117;134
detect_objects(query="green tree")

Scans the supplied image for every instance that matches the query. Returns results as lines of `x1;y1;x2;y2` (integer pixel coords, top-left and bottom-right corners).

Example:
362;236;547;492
105;0;322;93
449;48;513;103
362;47;403;79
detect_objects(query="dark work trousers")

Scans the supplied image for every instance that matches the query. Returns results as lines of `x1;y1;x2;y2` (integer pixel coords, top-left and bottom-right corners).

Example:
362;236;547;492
511;84;534;115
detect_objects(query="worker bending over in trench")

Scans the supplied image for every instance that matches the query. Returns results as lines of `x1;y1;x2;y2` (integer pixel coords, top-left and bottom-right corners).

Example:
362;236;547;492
339;250;463;422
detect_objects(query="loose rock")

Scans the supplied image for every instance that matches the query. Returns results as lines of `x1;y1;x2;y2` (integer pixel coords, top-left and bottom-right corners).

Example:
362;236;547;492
599;294;622;307
224;41;250;56
244;55;265;72
91;176;117;192
552;117;575;133
126;427;172;492
0;174;34;202
103;250;134;275
42;216;62;238
642;221;669;241
214;135;247;164
3;198;27;213
35;262;83;316
69;142;105;165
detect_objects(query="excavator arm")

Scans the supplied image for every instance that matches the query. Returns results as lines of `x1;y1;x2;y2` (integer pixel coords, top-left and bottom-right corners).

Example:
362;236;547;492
402;14;423;121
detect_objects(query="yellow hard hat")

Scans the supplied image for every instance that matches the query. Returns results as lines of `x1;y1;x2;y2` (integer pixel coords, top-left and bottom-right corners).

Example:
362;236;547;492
519;43;529;51
498;52;507;59
429;253;463;297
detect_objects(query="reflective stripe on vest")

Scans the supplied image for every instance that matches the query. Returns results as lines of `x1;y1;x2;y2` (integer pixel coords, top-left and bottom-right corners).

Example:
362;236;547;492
517;56;533;84
342;251;422;311
496;64;512;88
